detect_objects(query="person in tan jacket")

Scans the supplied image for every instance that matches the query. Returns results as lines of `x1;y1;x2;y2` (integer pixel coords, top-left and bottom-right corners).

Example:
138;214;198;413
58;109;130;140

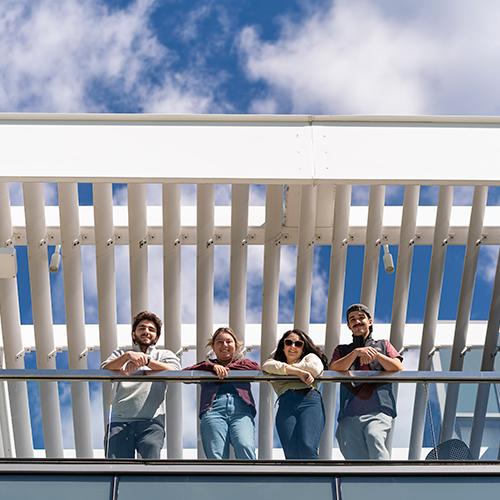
263;329;328;459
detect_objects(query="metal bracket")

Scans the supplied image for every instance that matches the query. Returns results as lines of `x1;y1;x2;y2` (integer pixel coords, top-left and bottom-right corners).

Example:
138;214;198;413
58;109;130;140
175;345;193;357
79;348;89;360
428;346;439;358
47;349;57;360
139;238;148;249
341;236;353;247
460;346;472;358
442;234;455;246
409;234;421;247
475;235;487;246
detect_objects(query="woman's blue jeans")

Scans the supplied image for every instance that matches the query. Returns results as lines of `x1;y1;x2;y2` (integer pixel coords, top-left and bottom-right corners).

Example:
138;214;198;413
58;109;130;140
200;392;256;460
276;388;325;459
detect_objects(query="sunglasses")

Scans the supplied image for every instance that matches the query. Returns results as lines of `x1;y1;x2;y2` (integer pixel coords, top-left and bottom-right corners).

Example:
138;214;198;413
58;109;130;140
284;339;304;348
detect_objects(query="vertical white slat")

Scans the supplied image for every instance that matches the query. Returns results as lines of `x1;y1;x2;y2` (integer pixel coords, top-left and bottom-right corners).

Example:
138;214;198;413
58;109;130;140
386;185;419;455
196;184;214;457
0;183;33;457
294;185;317;332
93;183;118;429
389;185;420;351
319;185;351;459
128;183;148;316
258;185;283;459
360;185;386;311
441;186;488;442
0;367;10;457
58;183;93;457
229;184;249;338
408;185;453;459
163;184;183;458
23;182;63;458
469;246;500;458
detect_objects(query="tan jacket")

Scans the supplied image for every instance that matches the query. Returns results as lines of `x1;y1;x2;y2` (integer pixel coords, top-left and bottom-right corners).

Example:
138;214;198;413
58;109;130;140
262;353;324;396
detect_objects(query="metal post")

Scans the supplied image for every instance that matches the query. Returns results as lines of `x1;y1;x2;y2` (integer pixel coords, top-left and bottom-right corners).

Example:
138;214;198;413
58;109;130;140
386;186;419;453
229;184;249;338
128;183;148;316
294;185;317;332
0;353;14;457
58;183;93;457
469;246;500;458
93;183;118;431
408;186;453;459
360;185;385;312
319;185;351;459
23;182;64;458
258;185;282;459
163;184;183;458
390;185;420;351
196;184;214;457
441;186;488;441
0;183;33;457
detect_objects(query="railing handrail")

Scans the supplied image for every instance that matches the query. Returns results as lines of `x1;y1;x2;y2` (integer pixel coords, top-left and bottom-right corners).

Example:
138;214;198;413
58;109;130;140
1;369;500;383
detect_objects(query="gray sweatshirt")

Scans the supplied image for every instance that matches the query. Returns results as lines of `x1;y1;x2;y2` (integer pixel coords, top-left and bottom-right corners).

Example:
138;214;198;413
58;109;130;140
102;344;181;422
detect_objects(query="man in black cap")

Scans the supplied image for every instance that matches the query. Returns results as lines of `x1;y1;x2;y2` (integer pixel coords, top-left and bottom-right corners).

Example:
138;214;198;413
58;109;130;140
330;303;403;460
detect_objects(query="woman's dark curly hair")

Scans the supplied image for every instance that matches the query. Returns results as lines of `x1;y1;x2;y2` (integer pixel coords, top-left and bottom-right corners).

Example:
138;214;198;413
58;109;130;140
273;329;329;369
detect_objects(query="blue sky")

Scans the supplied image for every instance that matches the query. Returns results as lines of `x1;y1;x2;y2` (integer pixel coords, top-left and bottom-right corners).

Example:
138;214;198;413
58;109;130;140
2;0;500;451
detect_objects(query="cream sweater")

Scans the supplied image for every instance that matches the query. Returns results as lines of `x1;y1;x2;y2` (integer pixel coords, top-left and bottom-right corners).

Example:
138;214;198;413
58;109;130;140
262;353;324;396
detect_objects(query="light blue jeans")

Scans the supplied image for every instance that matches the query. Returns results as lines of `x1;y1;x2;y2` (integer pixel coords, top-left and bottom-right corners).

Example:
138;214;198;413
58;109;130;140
200;392;256;460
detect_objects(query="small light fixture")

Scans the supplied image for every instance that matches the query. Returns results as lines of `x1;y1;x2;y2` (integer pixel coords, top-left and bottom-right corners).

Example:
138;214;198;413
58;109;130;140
49;245;62;273
383;244;395;274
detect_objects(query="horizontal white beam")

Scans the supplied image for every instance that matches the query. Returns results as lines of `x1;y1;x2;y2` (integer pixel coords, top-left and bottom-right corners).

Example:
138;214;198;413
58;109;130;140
1;114;500;184
0;322;493;352
7;206;500;245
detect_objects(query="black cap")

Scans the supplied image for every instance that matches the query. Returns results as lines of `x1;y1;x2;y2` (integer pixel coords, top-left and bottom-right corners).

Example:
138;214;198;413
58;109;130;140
346;303;372;322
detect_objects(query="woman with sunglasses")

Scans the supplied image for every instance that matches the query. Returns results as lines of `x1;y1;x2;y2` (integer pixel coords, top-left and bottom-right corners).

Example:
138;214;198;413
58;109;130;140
186;327;259;460
262;329;328;459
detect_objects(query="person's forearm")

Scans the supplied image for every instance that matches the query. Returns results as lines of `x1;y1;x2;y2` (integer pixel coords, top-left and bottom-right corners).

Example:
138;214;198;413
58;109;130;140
148;359;179;371
285;365;306;377
101;355;128;371
329;351;357;371
376;353;403;371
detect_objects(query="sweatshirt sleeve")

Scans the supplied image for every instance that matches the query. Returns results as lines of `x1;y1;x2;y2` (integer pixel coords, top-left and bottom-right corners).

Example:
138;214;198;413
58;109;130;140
262;358;288;375
294;353;324;377
100;349;124;369
158;349;181;369
184;360;215;372
230;358;261;370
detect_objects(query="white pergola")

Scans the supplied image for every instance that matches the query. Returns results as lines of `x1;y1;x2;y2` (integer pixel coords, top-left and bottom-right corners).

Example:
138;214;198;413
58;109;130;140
0;113;499;460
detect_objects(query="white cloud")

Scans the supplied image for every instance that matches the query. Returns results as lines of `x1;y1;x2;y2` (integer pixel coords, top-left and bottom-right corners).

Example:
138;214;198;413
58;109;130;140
239;0;500;115
351;185;370;205
478;245;499;283
0;0;217;113
453;186;474;205
9;183;23;205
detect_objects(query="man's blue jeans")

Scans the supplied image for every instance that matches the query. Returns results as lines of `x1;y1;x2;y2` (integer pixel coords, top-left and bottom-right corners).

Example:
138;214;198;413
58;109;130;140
200;392;256;460
276;388;325;459
106;419;165;458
